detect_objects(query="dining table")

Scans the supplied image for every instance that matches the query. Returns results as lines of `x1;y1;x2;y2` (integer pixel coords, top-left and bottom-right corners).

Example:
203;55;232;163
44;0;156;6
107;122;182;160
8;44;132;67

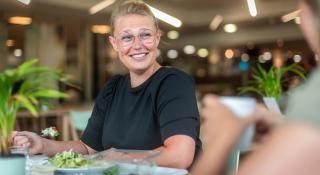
27;154;189;175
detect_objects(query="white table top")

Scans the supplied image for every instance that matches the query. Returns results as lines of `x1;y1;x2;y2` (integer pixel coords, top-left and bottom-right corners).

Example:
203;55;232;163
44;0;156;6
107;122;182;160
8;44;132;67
27;155;188;175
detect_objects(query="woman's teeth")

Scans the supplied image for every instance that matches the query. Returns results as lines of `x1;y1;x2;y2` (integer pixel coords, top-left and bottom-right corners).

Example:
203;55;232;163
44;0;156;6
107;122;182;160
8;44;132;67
132;53;146;58
131;53;147;59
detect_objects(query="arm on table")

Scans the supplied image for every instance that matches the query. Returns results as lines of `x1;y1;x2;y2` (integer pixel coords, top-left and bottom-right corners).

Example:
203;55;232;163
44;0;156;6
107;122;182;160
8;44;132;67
117;135;195;169
13;131;97;156
154;135;195;169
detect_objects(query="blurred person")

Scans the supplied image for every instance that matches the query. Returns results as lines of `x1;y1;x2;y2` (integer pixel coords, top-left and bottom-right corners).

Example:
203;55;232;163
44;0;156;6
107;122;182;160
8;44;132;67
285;0;320;124
237;123;320;175
191;95;281;175
192;95;320;175
13;0;201;169
192;0;320;174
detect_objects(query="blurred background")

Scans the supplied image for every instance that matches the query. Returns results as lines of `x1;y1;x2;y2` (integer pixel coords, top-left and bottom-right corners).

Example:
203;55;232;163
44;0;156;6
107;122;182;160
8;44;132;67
0;0;317;102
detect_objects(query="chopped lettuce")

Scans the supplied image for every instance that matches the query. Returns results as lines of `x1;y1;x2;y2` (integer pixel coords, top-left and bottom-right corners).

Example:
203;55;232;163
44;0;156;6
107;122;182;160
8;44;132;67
49;150;88;168
103;165;120;175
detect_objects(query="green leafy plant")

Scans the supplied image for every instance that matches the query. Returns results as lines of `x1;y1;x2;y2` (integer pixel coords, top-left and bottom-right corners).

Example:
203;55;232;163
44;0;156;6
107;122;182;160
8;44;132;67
0;59;69;155
104;165;120;175
238;63;306;100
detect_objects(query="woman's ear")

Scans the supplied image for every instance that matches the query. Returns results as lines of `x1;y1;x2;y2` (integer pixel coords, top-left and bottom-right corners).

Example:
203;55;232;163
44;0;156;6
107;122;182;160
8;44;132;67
154;30;162;47
109;35;118;51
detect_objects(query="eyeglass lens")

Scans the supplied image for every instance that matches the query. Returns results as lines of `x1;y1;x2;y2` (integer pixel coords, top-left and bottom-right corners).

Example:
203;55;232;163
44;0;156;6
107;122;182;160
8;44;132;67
117;29;155;47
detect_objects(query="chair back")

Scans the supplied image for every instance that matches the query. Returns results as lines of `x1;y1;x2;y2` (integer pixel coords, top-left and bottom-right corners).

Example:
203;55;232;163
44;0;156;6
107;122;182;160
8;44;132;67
70;110;92;131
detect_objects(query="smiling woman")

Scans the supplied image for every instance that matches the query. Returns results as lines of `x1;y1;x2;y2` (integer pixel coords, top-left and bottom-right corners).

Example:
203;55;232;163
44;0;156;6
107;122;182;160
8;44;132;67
13;0;202;170
108;0;161;86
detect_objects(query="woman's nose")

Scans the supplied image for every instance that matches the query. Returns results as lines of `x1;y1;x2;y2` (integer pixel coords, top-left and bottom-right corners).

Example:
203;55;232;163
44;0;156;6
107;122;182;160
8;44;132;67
132;36;144;49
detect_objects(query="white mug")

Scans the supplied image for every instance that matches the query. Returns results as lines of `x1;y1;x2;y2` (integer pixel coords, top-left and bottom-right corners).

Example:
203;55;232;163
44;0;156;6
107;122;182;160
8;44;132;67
219;96;256;151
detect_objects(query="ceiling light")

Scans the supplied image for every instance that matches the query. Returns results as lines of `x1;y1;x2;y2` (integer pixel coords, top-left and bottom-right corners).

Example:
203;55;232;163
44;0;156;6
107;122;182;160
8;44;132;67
17;0;31;5
225;49;234;59
258;55;266;63
293;55;302;63
91;25;111;34
281;10;301;23
184;45;196;55
167;30;179;40
167;49;178;59
8;16;32;25
6;39;15;47
14;49;22;57
241;53;250;62
89;0;115;15
147;4;182;28
263;52;272;61
197;48;209;58
247;0;257;17
209;14;223;31
224;24;237;33
209;49;219;64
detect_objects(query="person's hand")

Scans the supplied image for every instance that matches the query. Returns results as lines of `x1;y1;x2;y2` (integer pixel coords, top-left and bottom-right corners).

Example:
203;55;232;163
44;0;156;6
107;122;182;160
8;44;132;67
13;131;45;155
201;94;256;145
201;94;282;147
252;104;282;146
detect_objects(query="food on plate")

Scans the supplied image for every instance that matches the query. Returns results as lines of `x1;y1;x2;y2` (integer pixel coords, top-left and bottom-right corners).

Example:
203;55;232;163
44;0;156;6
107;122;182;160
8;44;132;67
49;150;88;168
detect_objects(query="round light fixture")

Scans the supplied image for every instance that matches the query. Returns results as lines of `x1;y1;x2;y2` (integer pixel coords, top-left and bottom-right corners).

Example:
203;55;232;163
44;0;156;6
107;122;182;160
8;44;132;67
224;24;237;33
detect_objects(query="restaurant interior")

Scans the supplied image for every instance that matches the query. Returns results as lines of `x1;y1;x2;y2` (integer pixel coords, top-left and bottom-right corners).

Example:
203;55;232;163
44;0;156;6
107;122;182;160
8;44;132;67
0;0;319;174
2;0;315;99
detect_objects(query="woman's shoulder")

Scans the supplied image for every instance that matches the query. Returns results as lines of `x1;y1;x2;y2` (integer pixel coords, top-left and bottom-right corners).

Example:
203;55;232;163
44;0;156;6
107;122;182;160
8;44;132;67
148;67;195;92
97;75;125;98
103;75;125;88
156;66;194;82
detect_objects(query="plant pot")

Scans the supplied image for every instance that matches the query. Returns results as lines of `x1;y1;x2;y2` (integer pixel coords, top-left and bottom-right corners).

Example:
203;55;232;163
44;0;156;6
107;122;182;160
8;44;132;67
262;97;282;114
0;154;26;175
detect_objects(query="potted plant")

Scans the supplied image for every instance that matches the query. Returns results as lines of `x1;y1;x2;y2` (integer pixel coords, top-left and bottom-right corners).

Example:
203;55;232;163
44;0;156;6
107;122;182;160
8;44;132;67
238;63;305;113
0;59;69;174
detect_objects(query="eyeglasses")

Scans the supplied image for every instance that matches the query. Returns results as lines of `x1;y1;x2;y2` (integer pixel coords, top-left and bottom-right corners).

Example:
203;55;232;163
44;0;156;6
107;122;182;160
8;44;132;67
114;29;156;48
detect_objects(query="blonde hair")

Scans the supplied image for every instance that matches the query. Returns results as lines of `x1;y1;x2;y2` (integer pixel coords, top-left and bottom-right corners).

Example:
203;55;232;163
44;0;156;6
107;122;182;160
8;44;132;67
110;0;159;34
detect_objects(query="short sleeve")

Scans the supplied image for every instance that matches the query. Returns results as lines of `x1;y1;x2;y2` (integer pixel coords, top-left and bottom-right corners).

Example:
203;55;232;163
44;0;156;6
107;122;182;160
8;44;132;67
156;74;200;142
285;69;320;124
81;75;121;151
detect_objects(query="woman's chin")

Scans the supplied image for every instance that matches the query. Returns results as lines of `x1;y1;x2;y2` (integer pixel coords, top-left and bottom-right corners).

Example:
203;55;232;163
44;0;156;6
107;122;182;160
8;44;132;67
131;67;149;73
129;62;150;71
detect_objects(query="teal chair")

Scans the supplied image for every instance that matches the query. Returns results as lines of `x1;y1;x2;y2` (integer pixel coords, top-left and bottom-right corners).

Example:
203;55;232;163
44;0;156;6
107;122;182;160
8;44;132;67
69;110;92;140
226;150;252;175
224;151;239;175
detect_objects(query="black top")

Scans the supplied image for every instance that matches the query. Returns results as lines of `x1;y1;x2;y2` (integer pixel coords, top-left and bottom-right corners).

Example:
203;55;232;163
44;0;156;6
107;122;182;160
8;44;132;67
81;67;202;161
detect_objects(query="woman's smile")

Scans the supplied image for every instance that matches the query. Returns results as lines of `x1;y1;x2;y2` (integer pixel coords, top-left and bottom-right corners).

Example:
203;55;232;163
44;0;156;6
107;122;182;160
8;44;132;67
129;52;149;62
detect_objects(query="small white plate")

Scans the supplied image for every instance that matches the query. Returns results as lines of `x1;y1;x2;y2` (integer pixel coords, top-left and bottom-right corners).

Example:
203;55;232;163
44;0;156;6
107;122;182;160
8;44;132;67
54;166;111;175
118;163;188;175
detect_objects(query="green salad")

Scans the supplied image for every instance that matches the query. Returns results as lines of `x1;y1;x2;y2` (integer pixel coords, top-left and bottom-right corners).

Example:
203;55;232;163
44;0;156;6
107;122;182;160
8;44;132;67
49;150;120;175
49;150;88;168
103;165;119;175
